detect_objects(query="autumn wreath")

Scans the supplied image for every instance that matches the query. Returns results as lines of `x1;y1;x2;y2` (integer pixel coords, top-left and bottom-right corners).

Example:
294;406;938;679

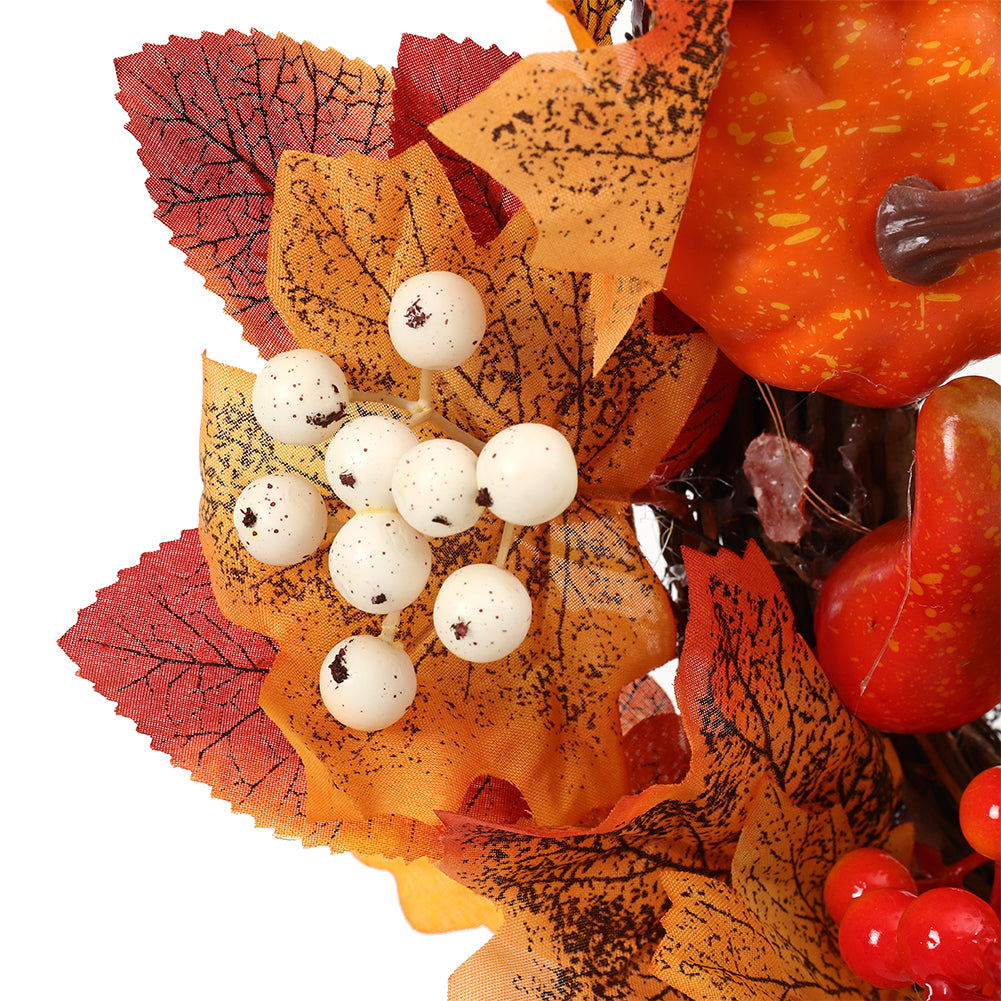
60;2;1000;999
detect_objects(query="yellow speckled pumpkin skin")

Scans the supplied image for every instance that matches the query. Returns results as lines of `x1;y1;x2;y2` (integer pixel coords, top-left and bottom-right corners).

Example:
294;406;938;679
664;0;1000;407
814;377;1000;733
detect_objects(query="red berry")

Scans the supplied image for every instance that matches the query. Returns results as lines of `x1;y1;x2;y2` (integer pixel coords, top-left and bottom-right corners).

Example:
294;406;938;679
824;847;918;925
960;766;1001;862
897;886;1001;994
838;888;916;989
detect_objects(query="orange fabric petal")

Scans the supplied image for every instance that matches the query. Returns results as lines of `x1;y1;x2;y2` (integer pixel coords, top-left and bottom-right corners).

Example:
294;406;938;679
435;543;902;999
429;0;732;341
547;0;626;48
266;142;716;478
656;871;792;1001
655;781;870;999
356;854;502;933
199;357;679;834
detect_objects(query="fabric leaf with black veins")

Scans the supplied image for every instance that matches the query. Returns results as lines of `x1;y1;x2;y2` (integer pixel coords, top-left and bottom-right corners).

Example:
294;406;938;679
680;545;901;842
57;529;439;862
652;349;744;484
199;358;676;836
435;543;901;1000
116;30;394;359
655;871;792;1001
392;34;522;245
655;781;871;1000
730;783;865;996
570;0;628;44
618;674;674;735
551;0;628;47
267;141;718;491
200;141;721;844
428;0;732;295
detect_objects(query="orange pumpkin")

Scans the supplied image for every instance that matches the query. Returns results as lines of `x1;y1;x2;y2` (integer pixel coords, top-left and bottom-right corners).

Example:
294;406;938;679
664;0;1000;407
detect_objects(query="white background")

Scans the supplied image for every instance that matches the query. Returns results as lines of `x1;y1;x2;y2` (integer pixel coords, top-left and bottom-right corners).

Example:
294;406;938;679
6;2;999;1000
6;3;572;1000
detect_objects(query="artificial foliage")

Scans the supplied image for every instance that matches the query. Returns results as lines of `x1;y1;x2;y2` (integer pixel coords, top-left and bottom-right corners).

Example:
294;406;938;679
439;544;901;999
60;2;1000;999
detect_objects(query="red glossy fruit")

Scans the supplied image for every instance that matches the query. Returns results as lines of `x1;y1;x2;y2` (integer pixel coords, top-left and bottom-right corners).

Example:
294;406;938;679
838;888;916;989
824;847;918;925
815;376;1001;733
960;766;1001;862
897;887;1001;994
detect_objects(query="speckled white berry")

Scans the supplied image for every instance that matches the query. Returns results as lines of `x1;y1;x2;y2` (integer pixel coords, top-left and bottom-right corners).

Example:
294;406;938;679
327;511;432;613
233;473;328;566
387;271;487;369
319;635;417;731
475;423;578;526
252;348;350;445
391;438;481;537
324;415;418;511
433;563;533;663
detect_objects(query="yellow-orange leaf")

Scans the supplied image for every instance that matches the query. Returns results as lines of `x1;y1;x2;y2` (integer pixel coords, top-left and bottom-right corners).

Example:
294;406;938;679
199;142;718;859
731;782;864;995
356;854;502;933
547;0;627;47
266;142;708;465
429;0;732;363
657;870;792;1001
198;357;676;830
656;781;872;999
435;544;902;999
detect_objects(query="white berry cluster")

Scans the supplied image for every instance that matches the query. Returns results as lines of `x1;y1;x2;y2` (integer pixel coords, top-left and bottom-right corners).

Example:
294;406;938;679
231;272;579;732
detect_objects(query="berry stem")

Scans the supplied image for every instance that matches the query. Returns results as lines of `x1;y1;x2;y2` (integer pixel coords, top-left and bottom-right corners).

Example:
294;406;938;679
379;611;401;643
415;410;485;454
915;851;992;891
347;388;485;452
350;389;415;412
494;521;515;568
416;368;434;413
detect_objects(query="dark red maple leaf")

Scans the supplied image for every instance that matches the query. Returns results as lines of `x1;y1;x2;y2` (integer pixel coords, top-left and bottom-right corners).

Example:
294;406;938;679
392;34;522;244
652;349;743;484
59;530;292;818
641;295;743;486
116;31;395;358
57;529;439;858
618;674;691;793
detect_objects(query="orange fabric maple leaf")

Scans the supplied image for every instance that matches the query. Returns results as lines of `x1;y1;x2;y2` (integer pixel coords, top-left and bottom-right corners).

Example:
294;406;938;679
656;781;891;999
199;142;718;863
437;543;901;1000
548;0;627;47
429;0;732;371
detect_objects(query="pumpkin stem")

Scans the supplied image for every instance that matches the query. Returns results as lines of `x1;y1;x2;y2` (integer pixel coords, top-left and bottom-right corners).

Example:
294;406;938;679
875;175;1001;286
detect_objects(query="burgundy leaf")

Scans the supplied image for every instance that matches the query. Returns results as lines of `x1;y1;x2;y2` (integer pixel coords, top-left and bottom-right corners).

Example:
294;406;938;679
392;34;521;243
651;340;743;484
116;31;395;358
58;529;438;859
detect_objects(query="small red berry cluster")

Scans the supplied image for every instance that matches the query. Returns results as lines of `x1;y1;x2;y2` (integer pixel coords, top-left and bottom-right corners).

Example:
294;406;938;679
825;767;1000;999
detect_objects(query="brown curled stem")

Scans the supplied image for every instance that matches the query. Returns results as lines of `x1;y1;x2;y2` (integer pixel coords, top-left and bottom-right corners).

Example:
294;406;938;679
875;175;1001;286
